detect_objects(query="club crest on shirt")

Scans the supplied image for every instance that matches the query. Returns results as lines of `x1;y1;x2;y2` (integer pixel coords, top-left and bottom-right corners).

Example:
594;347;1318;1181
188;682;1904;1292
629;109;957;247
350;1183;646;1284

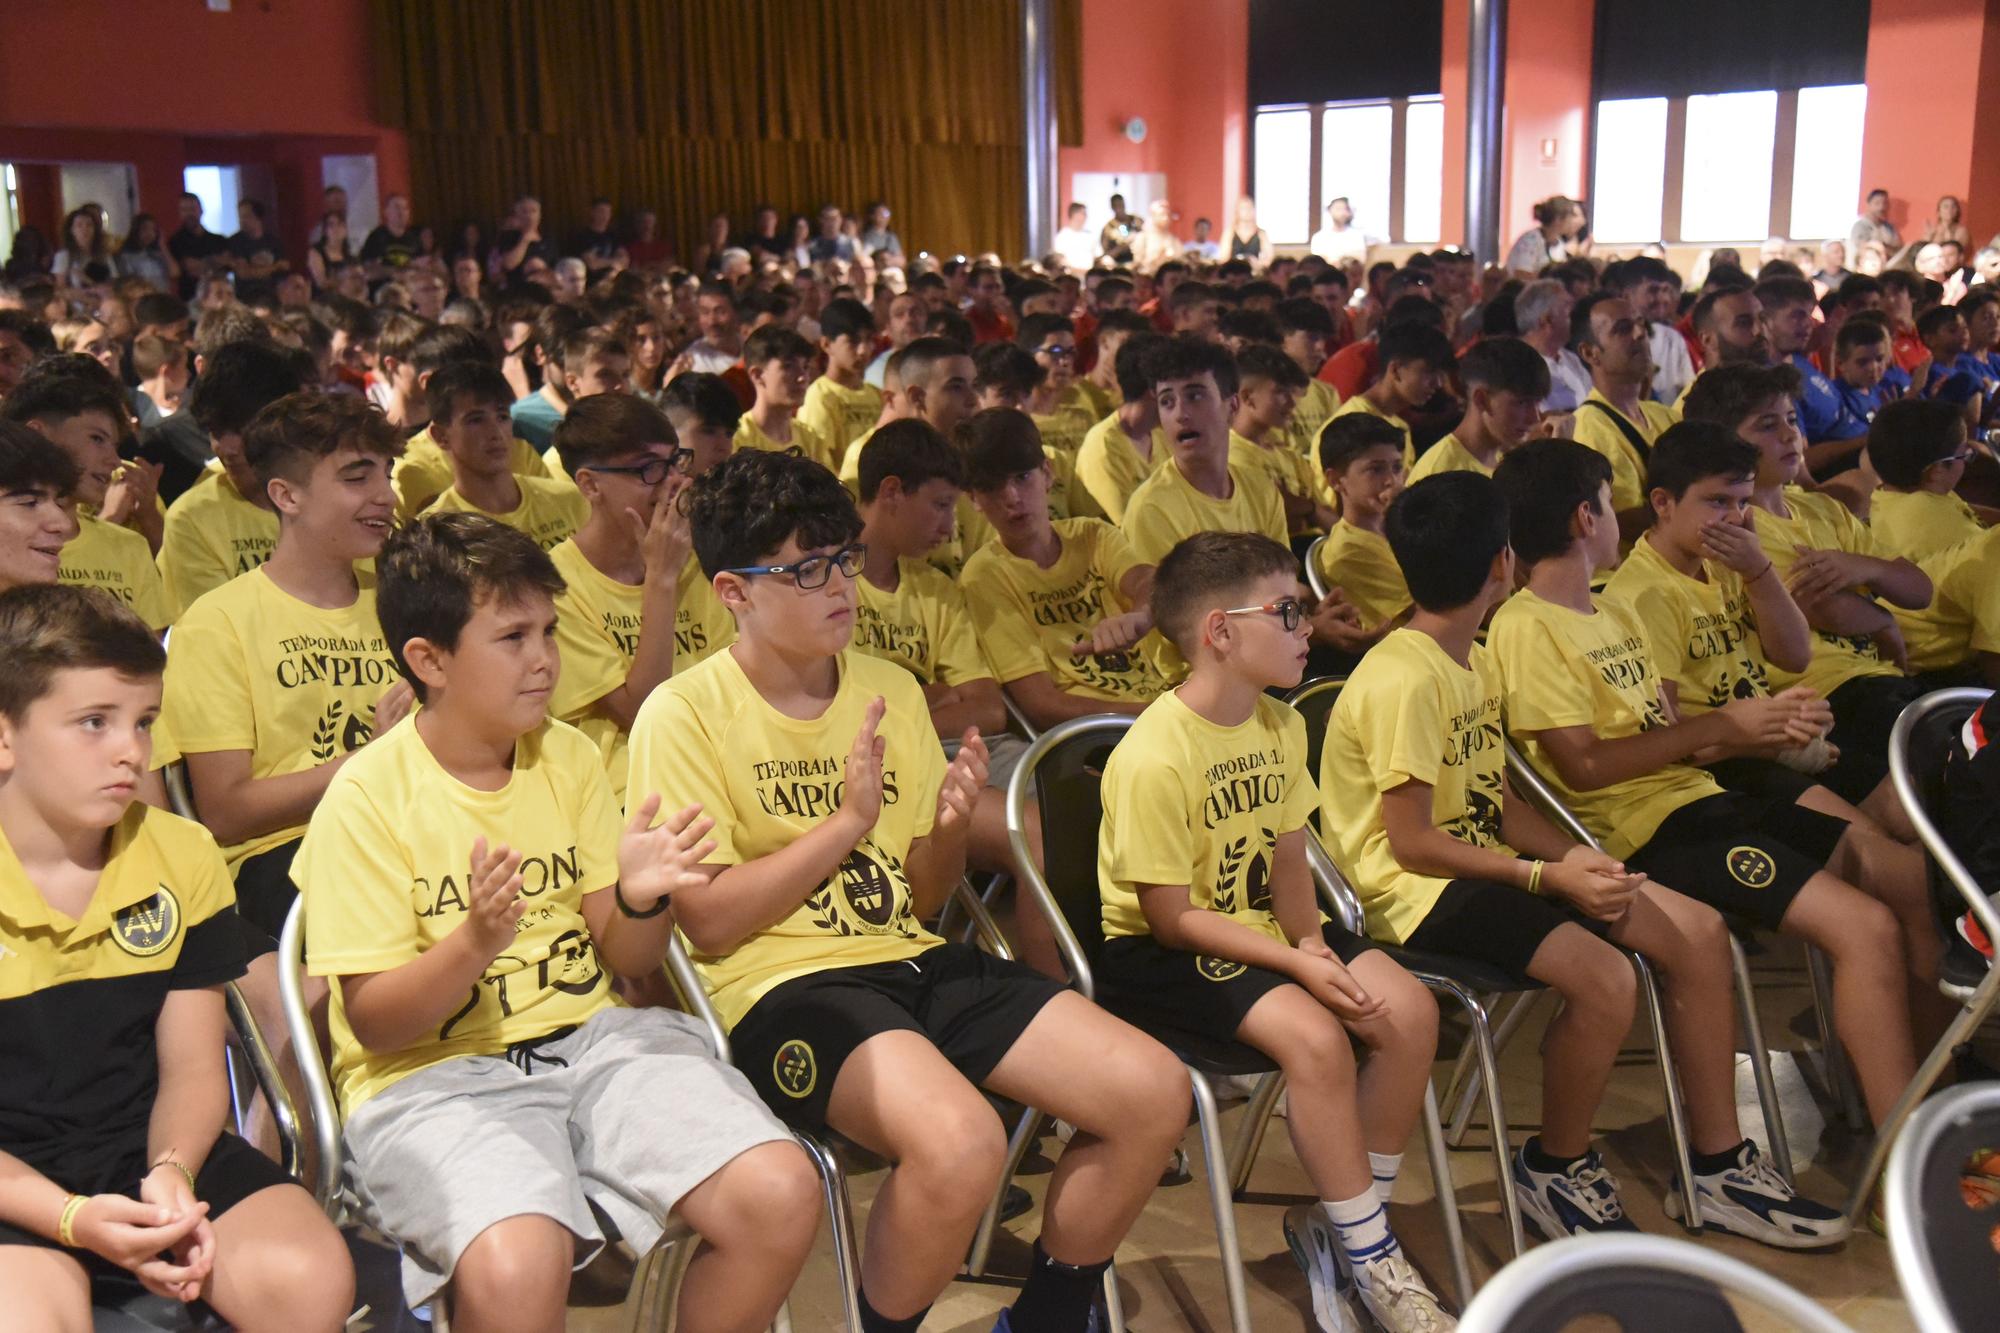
113;886;181;957
1726;845;1777;889
805;842;916;938
309;699;375;762
774;1039;817;1098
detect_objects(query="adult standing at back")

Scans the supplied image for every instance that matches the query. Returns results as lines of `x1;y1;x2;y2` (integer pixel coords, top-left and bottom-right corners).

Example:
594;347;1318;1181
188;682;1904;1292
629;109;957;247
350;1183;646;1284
1310;197;1370;267
1849;188;1902;260
1505;196;1582;276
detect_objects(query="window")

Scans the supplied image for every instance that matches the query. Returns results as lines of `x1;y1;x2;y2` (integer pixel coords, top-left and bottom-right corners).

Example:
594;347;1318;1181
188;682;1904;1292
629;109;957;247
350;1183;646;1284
1680;91;1777;242
183;166;241;236
1790;84;1867;241
1320;103;1394;242
1253;108;1313;245
1590;98;1669;243
1402;97;1444;243
1250;97;1442;246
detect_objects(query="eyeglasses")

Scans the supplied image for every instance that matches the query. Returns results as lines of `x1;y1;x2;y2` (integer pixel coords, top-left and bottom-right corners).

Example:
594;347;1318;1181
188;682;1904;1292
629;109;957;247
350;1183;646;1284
579;450;692;485
1034;344;1075;361
724;543;866;590
1221;596;1304;632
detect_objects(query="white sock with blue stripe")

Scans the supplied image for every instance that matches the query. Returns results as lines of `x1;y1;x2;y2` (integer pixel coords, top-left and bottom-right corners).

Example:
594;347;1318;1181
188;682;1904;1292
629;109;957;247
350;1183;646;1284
1369;1151;1404;1203
1321;1189;1400;1282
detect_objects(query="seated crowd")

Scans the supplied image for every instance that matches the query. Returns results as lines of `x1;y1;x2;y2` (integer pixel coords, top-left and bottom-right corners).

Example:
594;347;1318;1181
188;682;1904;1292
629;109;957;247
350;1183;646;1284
5;179;2000;1333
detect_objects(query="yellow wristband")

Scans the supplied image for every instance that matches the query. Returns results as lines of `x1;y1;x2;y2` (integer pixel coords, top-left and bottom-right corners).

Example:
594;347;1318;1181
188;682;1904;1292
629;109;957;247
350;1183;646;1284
153;1156;197;1194
1528;860;1545;894
57;1192;88;1248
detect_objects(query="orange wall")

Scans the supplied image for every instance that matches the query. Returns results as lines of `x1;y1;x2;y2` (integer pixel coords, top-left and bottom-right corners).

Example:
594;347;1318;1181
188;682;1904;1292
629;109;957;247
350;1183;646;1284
1859;0;2000;246
1058;0;1249;233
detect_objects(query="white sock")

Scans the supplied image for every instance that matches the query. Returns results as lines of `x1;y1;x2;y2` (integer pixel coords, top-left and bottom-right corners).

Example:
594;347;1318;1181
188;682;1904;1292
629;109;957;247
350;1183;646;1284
1369;1151;1404;1203
1321;1189;1399;1280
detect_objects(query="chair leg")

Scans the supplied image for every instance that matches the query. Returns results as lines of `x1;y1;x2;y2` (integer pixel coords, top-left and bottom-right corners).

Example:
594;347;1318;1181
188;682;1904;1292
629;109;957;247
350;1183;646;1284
1420;1082;1475;1309
640;1236;695;1333
1190;1068;1255;1333
1847;965;2000;1221
966;1105;1042;1277
1632;954;1701;1233
1226;1071;1287;1196
796;1133;865;1333
1422;976;1525;1258
1445;992;1537;1149
1100;1259;1129;1333
1806;944;1869;1131
771;1300;794;1333
1730;935;1794;1185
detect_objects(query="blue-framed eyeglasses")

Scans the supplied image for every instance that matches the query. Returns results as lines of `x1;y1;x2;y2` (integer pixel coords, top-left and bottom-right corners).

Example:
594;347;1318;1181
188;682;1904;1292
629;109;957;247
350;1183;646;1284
723;543;866;590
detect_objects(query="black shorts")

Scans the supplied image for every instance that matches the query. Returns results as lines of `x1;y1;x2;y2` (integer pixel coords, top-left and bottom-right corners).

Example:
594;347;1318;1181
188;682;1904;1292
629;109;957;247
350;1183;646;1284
1704;756;1823;803
1404;878;1607;977
729;942;1067;1129
1823;674;1925;804
1095;922;1375;1043
233;837;301;940
1627;792;1851;930
0;1133;297;1300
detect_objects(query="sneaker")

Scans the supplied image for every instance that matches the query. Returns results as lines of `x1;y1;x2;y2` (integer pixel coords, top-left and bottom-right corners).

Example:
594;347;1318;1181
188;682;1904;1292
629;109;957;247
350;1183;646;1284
1664;1141;1849;1249
1352;1253;1457;1332
1512;1146;1641;1238
1283;1204;1361;1333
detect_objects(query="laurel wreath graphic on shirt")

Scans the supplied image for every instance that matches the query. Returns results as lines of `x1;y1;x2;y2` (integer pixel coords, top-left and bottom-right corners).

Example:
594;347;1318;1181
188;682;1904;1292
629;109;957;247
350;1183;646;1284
309;703;343;762
1216;835;1248;913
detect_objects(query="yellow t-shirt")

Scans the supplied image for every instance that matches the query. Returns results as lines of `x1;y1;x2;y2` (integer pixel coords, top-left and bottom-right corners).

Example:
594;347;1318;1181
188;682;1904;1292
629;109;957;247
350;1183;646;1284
1571;391;1678;515
1315;522;1410;630
157;470;278;620
1884;526;2000;673
626;649;946;1027
1069;379;1115;422
1122;456;1289;565
1488;588;1719;859
1032;405;1094;458
394;427;550;521
1603;536;1770;715
1754;487;1901;695
1870;489;1984;563
961;517;1169;703
932;447;1086;577
1407;432;1496;484
1322;629;1512;942
1284;379;1343;464
1075;413;1167;525
733;414;833;472
62;514;171;631
1229;431;1324;534
296;717;621;1116
162;569;400;866
1098;691;1318;942
429;476;588;551
852;558;993;688
798;376;884;473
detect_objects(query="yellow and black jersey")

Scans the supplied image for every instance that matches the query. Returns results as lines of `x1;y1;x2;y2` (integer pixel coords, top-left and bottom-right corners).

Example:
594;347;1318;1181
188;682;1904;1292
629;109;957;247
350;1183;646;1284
0;804;245;1185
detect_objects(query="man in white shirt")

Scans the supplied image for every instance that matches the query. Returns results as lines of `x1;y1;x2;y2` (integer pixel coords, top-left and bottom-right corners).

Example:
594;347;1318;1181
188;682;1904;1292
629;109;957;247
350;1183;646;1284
1514;277;1590;414
681;280;744;374
1185;217;1221;261
1052;201;1099;274
1309;197;1370;266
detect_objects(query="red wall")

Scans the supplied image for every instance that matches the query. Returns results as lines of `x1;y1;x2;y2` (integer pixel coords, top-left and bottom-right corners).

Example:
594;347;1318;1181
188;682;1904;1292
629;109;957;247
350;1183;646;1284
0;0;407;258
1859;0;2000;247
1058;0;1249;235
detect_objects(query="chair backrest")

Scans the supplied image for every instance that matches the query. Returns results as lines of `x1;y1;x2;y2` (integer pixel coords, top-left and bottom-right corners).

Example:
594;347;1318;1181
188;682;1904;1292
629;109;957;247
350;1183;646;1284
1304;827;1366;936
1282;674;1347;777
1005;714;1133;999
277;899;345;1214
1888;687;2000;948
1304;534;1330;600
1886;1079;2000;1333
1457;1233;1853;1333
1502;741;1602;852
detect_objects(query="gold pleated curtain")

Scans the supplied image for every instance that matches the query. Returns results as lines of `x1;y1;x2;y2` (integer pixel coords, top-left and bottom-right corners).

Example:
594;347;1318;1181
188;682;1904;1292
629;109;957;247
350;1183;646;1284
370;0;1082;261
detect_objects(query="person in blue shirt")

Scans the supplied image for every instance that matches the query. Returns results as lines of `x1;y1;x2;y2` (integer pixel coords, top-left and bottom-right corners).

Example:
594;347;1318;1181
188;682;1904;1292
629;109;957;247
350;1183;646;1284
1917;306;1989;428
1809;317;1895;479
1756;276;1853;462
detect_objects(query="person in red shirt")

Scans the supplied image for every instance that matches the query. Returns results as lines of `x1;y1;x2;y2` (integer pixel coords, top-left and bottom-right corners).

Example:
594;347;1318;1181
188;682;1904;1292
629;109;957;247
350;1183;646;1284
1880;270;1931;374
964;265;1015;344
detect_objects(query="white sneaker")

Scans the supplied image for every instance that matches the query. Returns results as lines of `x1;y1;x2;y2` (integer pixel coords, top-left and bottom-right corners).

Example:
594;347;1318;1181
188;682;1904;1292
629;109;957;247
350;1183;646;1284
1512;1146;1641;1238
1352;1253;1456;1333
1664;1140;1850;1249
1283;1204;1361;1333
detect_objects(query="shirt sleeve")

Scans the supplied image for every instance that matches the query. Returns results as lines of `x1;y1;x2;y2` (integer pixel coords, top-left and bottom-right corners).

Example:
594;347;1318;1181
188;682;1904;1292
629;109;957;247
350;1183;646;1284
161;601;256;753
1492;606;1597;732
296;781;426;978
962;564;1046;684
549;586;627;719
156;505;229;621
930;581;995;687
1101;741;1197;888
626;687;742;865
1617;579;1690;687
1094;522;1147;603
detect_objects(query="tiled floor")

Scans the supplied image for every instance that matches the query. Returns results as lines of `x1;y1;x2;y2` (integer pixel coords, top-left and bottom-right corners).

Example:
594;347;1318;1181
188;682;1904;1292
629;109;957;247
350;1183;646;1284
360;937;1928;1331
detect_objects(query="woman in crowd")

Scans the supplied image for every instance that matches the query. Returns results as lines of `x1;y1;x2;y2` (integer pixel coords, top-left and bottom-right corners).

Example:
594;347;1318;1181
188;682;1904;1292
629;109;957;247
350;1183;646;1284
115;214;178;292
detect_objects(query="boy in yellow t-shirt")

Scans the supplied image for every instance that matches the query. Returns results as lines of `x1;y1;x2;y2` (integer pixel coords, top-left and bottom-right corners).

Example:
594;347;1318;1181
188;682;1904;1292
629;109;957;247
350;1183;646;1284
1272;298;1342;462
1231;343;1335;540
0;585;354;1328
732;324;832;471
626;450;1187;1333
0;424;82;598
546;392;730;797
1314;414;1412;643
1407;336;1549;484
164;393;411;937
157;341;301;618
1863;397;2000;683
797;297;884;473
1323;322;1453;475
1014;314;1095;457
295;513;814;1326
426;362;588;550
968;344;1097;527
391;323;552;520
4;368;170;630
1324;472;1844;1248
1077;306;1151;423
1075;330;1169;523
1490;439;1923;1131
1097;531;1451;1326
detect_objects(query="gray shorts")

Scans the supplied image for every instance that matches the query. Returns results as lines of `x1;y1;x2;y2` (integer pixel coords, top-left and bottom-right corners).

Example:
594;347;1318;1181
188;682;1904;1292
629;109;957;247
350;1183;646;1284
946;731;1032;793
341;1005;793;1306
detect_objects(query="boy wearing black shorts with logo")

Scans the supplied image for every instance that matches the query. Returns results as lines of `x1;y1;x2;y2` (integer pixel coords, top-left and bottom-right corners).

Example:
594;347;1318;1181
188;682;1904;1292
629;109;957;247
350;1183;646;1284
627;450;1189;1333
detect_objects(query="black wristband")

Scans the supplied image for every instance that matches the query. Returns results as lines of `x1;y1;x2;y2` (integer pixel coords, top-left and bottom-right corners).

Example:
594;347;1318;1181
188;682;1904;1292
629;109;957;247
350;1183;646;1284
614;883;670;919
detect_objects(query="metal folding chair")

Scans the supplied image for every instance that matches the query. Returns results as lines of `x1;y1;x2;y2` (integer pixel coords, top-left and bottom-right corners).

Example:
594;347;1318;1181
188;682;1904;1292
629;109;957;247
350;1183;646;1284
1851;686;2000;1221
1456;1233;1854;1333
1885;1080;2000;1333
1304;534;1331;601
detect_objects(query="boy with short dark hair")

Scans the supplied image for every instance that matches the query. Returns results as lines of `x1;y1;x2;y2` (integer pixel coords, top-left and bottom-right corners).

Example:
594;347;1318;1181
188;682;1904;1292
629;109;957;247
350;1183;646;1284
0;584;355;1330
734;324;832;469
0;422;81;595
1815;315;1898;481
966;345;1092;527
1324;471;1846;1249
627;449;1189;1333
427;361;588;549
1075;330;1168;523
1014;313;1094;456
394;325;553;520
371;310;433;434
1314;414;1412;640
1075;306;1151;421
1324;323;1453;472
1102;530;1456;1332
1409;336;1550;483
547;392;734;796
1488;438;1926;1132
1231;342;1334;538
507;308;598;449
1272;297;1344;461
296;513;817;1331
799;296;884;472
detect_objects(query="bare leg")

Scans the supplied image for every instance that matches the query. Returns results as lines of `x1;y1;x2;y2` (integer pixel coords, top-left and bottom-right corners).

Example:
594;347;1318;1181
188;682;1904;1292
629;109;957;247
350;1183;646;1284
1233;983;1373;1200
1859;775;1919;844
1824;818;1956;1048
447;1213;574;1333
671;1141;821;1333
1520;925;1638;1159
1341;952;1441;1156
0;1247;91;1333
200;1183;355;1333
1778;872;1917;1124
981;991;1189;1261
